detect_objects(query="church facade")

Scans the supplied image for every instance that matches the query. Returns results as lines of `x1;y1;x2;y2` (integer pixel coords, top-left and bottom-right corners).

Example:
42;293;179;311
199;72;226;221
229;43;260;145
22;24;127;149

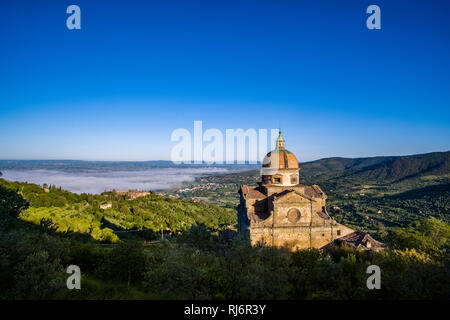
237;132;355;251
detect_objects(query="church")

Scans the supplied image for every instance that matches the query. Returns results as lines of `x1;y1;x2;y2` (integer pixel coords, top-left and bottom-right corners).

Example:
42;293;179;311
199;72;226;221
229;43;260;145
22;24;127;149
237;131;383;251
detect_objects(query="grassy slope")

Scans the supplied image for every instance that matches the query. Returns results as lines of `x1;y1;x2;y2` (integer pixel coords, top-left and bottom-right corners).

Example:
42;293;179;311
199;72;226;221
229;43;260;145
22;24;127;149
0;178;236;243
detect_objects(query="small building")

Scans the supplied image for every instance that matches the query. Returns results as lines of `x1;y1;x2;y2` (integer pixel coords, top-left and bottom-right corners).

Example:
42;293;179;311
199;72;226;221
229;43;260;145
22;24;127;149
113;189;150;200
325;230;386;251
100;203;112;210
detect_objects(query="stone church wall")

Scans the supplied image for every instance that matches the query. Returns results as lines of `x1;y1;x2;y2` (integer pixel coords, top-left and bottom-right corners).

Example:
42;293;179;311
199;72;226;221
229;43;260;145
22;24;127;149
249;221;354;251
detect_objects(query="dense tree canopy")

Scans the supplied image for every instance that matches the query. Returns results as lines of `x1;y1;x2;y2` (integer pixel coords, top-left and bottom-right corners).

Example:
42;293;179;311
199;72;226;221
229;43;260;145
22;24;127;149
0;178;448;300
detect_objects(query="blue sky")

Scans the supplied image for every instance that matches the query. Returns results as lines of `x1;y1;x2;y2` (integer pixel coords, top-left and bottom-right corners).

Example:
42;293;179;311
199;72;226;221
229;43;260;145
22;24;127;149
0;0;449;162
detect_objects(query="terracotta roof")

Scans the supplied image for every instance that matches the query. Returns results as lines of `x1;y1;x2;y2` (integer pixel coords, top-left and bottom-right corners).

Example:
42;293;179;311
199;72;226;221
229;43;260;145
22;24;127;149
316;207;331;220
240;185;267;200
248;210;270;222
304;185;326;198
272;189;295;198
331;231;386;251
269;189;314;203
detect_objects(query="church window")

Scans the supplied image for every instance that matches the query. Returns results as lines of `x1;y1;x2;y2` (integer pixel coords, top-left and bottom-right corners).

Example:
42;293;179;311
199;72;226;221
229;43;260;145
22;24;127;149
337;230;341;236
273;177;281;183
290;175;298;184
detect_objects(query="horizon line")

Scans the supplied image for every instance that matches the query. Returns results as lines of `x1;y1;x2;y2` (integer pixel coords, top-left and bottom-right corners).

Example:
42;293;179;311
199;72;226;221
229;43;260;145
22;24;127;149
0;150;448;164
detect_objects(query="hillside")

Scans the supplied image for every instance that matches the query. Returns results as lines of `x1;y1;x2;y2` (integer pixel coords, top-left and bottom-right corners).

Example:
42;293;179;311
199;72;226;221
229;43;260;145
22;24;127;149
0;178;235;243
1;160;449;300
164;151;450;230
299;156;397;178
299;151;450;181
185;151;450;185
339;152;449;181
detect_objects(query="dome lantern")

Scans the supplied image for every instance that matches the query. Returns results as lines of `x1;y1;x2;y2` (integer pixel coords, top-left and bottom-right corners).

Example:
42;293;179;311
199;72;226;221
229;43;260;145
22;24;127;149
276;130;285;150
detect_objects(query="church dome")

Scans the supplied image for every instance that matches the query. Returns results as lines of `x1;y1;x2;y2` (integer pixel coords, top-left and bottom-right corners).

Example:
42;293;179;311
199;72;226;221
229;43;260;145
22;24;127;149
262;131;299;169
262;149;299;169
261;131;300;186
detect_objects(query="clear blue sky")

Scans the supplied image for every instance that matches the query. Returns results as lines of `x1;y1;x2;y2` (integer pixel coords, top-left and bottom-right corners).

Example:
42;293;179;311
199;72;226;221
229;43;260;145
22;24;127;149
0;0;449;161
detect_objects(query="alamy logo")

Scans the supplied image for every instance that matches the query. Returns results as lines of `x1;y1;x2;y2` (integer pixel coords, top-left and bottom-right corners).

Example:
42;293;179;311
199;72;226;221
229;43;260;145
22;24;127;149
66;5;81;30
366;5;381;30
366;265;381;289
66;265;81;290
171;121;279;165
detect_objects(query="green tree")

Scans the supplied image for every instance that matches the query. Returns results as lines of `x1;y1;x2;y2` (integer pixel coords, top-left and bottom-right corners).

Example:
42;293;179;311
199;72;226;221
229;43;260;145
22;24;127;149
0;185;29;219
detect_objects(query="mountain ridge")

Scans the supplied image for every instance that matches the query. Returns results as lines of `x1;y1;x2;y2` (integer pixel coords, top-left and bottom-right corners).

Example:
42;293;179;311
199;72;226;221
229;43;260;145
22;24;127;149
299;151;450;182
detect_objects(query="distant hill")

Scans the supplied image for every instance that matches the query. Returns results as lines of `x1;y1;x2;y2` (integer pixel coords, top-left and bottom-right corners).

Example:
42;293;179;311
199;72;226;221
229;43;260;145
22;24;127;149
300;151;450;183
233;151;450;184
2;152;447;182
343;152;450;182
300;156;395;179
0;160;259;172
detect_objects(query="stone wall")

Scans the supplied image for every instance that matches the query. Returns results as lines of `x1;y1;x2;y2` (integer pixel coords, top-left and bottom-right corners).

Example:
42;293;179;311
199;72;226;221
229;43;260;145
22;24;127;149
238;183;354;251
249;221;354;251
